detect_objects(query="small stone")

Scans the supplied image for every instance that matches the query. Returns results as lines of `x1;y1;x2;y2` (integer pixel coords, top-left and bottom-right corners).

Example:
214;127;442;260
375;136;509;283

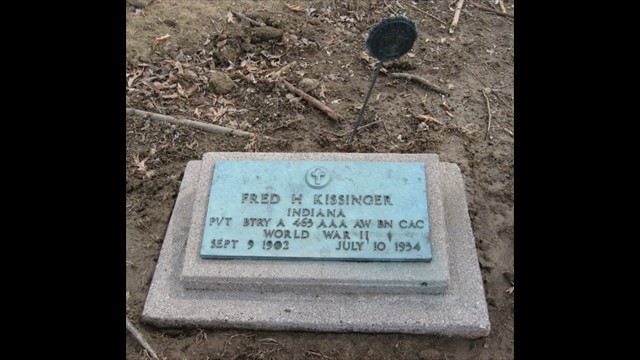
126;0;151;8
184;69;198;80
249;26;284;43
297;78;320;93
207;71;236;94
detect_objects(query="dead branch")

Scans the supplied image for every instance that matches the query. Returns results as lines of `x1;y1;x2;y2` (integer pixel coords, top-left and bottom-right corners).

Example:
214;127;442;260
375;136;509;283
387;72;449;96
231;11;266;27
126;108;254;137
470;3;513;18
126;317;159;360
280;79;344;122
265;61;297;80
405;2;446;25
449;0;465;34
481;88;492;139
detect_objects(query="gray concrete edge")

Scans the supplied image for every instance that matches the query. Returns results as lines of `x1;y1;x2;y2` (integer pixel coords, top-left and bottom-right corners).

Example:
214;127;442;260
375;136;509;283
141;153;490;338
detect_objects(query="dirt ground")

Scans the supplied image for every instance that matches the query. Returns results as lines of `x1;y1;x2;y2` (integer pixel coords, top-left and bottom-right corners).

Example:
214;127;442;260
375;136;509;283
126;0;514;359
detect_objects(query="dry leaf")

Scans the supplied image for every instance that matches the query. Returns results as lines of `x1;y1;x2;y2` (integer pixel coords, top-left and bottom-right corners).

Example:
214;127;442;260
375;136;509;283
226;11;235;23
151;34;171;50
315;84;327;100
143;81;163;93
186;139;198;150
212;106;228;118
174;61;184;75
177;83;186;97
505;286;514;294
440;101;454;112
261;50;282;60
127;68;144;87
185;85;198;97
242;62;259;73
132;154;148;173
415;114;443;125
219;97;235;106
132;154;155;178
286;4;305;12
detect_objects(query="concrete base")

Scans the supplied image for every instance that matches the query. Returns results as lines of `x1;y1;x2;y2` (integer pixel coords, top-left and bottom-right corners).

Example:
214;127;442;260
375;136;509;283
141;152;490;337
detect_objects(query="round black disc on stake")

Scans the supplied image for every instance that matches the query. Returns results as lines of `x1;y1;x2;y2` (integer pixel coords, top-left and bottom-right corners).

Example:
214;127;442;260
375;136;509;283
366;16;417;62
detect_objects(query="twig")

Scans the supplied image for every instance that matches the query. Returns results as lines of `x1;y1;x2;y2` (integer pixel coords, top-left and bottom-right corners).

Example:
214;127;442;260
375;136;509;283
503;127;513;137
449;0;465;34
466;67;514;111
383;0;399;16
339;120;382;136
265;61;297;80
325;120;383;137
126;108;254;137
221;334;248;358
306;350;333;359
280;79;344;122
405;2;446;25
466;66;489;89
387;72;449;96
481;88;492;139
232;70;255;83
126;318;159;360
381;120;390;136
231;11;266;27
491;90;513;111
470;3;513;18
269;118;303;131
320;129;343;137
344;120;382;136
498;0;507;13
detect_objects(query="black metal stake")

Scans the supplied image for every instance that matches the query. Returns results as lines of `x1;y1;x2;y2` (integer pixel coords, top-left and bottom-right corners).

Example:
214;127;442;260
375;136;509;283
348;61;383;145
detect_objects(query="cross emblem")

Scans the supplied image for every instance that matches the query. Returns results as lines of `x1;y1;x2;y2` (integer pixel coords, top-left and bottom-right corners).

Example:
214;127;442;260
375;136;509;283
305;166;331;188
310;168;326;185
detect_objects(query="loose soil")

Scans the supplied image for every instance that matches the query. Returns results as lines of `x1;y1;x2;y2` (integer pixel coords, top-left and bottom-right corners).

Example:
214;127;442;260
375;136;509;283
126;1;514;359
